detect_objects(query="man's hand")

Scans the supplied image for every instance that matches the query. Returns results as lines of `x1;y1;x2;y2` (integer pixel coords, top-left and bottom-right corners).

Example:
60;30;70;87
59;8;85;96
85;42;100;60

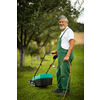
63;55;69;61
51;50;57;54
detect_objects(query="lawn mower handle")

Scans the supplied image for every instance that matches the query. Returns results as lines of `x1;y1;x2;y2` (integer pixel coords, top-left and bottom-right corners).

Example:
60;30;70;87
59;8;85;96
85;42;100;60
33;52;51;78
45;54;58;74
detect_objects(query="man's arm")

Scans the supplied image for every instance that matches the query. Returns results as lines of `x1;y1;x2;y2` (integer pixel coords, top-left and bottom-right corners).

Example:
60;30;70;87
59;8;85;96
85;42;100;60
63;39;74;61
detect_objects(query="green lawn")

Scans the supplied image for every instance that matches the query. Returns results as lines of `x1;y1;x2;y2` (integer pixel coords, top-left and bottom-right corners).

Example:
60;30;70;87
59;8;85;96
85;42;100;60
17;44;84;100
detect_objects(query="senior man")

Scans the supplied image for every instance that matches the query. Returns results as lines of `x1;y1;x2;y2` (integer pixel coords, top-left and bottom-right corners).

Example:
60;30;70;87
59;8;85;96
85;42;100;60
51;15;74;97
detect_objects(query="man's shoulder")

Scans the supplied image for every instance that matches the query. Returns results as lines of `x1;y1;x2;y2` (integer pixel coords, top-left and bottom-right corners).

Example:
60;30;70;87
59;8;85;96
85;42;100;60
67;27;74;33
65;27;74;35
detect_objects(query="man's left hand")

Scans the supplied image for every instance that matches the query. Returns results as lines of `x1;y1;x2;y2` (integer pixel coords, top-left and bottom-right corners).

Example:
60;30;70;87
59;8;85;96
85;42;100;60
63;56;69;61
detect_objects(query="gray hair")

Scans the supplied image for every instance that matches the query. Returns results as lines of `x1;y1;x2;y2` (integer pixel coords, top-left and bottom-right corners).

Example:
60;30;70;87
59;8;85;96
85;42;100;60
58;15;68;22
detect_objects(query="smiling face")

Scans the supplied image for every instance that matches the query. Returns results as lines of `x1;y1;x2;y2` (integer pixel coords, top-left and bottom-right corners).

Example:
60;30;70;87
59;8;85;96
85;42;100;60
59;18;68;31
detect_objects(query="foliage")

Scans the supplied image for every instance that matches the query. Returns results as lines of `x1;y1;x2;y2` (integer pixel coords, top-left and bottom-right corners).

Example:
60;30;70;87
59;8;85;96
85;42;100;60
25;42;39;56
45;43;52;53
71;22;84;32
75;23;84;32
17;0;82;49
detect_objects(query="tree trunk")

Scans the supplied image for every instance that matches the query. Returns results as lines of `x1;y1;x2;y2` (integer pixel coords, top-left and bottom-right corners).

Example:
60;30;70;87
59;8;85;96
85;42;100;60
44;46;46;55
31;55;33;65
19;48;25;67
35;55;39;60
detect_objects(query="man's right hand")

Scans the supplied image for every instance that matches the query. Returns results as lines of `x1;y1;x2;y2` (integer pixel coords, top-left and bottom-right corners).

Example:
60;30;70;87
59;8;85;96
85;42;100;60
51;50;57;54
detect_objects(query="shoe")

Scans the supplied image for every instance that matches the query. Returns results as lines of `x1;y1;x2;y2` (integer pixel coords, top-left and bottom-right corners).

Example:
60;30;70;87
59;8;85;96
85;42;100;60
57;93;70;97
52;89;63;93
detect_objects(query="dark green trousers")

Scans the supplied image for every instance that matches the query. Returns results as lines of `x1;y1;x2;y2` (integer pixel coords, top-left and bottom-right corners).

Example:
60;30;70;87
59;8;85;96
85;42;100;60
56;53;73;93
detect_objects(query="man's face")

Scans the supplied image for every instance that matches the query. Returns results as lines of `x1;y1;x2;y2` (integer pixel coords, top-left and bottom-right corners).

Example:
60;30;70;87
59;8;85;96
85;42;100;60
59;18;67;30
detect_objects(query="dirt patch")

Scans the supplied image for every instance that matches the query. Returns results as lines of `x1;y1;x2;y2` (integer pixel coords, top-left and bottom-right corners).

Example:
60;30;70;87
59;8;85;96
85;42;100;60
74;32;84;44
33;67;37;70
43;59;49;61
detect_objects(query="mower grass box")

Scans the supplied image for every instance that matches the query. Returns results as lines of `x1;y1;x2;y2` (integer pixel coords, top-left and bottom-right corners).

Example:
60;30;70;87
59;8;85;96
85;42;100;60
32;74;53;87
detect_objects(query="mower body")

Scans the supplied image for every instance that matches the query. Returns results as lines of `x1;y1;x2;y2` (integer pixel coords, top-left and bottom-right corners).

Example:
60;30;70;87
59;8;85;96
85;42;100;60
31;74;53;87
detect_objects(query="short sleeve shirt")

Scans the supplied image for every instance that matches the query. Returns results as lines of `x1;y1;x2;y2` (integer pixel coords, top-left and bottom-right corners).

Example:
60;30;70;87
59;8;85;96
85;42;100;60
59;26;74;50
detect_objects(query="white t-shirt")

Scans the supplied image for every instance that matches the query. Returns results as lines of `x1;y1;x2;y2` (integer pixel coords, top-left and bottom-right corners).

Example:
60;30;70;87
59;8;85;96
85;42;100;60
59;27;74;50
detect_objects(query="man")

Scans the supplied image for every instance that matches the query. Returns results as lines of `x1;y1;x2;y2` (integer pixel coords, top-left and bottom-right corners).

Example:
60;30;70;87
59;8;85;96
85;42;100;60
51;15;74;97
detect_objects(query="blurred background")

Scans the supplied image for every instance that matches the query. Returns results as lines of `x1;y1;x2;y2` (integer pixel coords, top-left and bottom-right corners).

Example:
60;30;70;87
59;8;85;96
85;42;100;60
17;0;84;67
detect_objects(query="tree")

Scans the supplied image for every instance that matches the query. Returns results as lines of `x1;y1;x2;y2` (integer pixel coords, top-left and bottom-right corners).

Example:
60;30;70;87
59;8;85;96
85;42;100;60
31;0;83;47
17;0;63;67
25;42;39;65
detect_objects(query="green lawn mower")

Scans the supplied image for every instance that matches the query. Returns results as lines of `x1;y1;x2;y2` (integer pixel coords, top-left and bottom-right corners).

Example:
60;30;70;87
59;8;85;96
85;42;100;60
28;52;58;87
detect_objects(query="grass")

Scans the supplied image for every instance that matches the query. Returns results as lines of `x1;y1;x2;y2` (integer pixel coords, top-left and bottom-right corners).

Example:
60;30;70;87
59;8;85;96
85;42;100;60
17;44;84;100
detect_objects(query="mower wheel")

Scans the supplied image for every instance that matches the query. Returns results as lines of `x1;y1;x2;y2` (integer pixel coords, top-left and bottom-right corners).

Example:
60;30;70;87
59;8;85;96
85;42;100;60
28;79;32;85
31;81;36;87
